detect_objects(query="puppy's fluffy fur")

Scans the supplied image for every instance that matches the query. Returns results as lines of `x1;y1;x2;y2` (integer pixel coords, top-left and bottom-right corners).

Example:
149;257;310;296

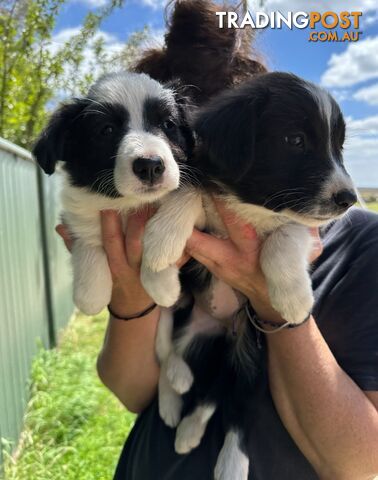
33;71;193;315
142;72;357;480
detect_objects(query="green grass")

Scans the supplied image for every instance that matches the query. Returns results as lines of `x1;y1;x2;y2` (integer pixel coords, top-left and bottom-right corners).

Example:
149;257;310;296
2;312;135;480
367;201;378;212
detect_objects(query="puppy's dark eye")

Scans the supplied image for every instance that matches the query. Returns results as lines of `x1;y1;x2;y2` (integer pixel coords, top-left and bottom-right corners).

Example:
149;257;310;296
162;119;176;131
101;125;114;136
285;134;305;148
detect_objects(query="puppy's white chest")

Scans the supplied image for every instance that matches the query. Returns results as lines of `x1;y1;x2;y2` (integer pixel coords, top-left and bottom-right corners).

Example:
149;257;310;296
61;181;141;247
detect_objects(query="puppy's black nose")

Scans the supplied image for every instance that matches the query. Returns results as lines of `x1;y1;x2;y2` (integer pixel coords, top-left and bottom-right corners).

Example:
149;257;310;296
133;157;165;184
333;189;357;209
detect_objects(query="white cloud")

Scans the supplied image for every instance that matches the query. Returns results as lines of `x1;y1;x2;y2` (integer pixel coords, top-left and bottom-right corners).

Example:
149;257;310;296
138;0;377;13
140;27;165;50
320;36;378;87
71;0;107;7
344;137;378;187
329;88;351;103
50;27;124;54
346;115;378;136
361;11;378;28
343;115;378;187
249;0;375;13
50;27;81;49
138;0;166;10
353;83;378;105
48;27;124;96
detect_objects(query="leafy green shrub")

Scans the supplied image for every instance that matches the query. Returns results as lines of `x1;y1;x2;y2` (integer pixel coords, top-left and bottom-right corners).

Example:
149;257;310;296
3;312;135;480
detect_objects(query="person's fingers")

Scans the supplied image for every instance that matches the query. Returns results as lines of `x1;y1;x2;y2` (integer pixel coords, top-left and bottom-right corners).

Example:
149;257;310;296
186;229;232;267
213;197;258;252
125;207;152;270
55;224;73;252
186;234;219;274
309;227;323;262
101;210;128;273
176;252;191;268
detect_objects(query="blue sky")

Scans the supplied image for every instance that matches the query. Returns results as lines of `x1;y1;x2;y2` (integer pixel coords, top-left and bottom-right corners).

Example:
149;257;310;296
53;0;378;187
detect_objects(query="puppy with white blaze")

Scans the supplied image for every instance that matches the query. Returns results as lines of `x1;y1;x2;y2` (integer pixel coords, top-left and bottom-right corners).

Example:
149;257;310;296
33;71;193;315
142;73;357;480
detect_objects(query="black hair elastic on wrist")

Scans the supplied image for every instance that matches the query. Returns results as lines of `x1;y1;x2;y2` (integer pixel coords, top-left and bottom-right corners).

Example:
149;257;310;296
108;302;157;321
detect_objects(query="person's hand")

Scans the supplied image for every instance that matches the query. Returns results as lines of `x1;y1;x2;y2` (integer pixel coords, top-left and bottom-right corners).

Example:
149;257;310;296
100;208;158;316
185;199;323;323
56;208;189;317
55;224;74;251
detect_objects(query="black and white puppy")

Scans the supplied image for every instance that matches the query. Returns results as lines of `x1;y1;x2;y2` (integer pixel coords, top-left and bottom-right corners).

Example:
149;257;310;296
33;71;193;315
143;72;357;319
142;73;357;480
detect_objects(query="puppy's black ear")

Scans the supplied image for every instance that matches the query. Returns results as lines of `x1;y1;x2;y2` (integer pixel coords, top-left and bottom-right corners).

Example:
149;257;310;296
33;99;87;175
194;85;267;180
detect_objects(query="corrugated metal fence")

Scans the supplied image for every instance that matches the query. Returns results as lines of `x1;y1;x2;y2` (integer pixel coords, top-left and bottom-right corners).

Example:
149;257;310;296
0;137;74;466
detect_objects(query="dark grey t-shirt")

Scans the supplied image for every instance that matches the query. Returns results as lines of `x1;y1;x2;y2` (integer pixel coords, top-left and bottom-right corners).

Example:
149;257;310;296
114;208;378;480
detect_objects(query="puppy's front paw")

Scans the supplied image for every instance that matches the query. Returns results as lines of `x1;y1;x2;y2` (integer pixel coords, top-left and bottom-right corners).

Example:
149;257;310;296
143;233;187;273
74;270;112;315
72;245;112;315
269;279;314;324
141;266;181;307
166;353;193;394
74;292;110;316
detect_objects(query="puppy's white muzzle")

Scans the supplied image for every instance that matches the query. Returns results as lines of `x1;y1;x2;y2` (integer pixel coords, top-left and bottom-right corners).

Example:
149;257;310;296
114;131;180;199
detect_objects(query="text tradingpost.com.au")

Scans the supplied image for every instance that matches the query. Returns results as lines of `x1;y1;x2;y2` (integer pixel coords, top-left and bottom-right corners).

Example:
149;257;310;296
216;11;363;42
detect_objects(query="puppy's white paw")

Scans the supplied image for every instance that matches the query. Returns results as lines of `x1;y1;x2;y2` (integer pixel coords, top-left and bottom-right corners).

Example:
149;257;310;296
166;353;193;394
143;234;187;273
72;244;112;315
142;188;202;272
268;279;314;324
74;274;112;315
175;405;215;455
260;223;314;325
175;416;206;454
214;431;249;480
141;266;181;307
74;293;109;316
159;391;182;428
158;369;183;428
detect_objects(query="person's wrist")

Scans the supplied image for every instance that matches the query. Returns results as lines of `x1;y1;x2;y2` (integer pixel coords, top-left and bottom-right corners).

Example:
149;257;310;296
246;287;286;326
246;292;312;333
109;283;155;318
249;302;286;327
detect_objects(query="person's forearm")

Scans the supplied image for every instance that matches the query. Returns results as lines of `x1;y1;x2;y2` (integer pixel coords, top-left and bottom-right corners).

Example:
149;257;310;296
97;307;160;413
266;316;378;479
